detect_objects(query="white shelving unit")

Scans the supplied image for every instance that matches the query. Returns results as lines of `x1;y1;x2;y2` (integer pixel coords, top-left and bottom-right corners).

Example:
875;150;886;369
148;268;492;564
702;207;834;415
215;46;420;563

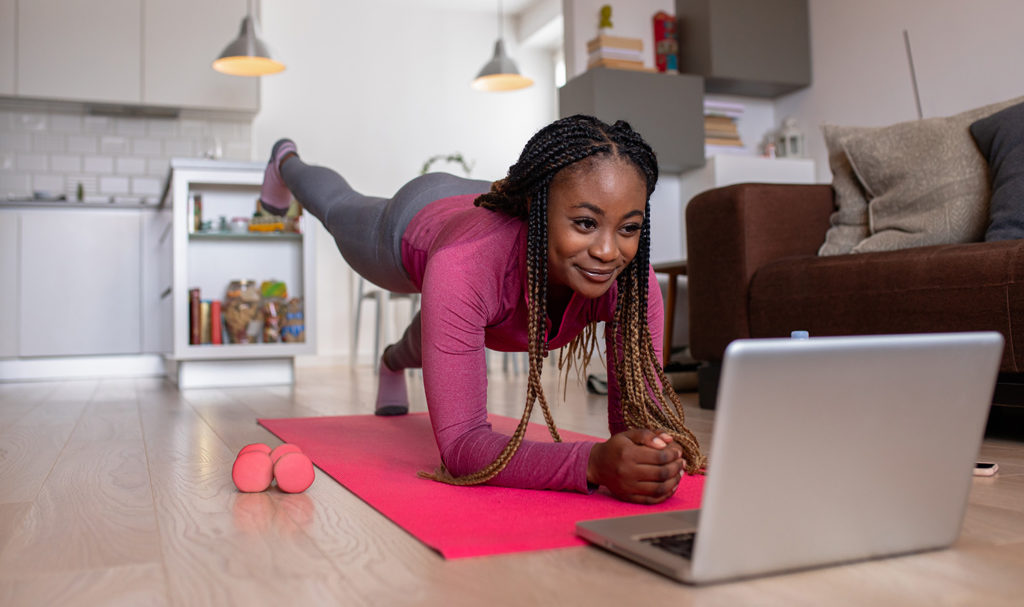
163;159;315;388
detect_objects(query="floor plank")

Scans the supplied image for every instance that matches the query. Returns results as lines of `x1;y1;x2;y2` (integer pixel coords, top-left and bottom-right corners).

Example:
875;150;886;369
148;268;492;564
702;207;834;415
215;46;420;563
0;564;168;607
0;361;1020;605
0;400;161;577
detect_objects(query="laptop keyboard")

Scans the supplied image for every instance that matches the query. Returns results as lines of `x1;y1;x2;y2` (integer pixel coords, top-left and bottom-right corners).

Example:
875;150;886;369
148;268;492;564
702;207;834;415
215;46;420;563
640;532;696;560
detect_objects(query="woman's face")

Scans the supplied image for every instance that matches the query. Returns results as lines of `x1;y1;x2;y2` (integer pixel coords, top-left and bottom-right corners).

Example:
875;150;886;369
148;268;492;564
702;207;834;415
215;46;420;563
546;157;648;300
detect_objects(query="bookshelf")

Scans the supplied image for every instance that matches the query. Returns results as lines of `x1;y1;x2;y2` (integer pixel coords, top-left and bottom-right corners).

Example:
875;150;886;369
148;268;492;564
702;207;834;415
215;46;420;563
163;159;316;388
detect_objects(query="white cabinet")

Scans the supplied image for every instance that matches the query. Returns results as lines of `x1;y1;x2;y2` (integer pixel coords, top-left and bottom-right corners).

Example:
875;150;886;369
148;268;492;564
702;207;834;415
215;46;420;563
165;159;315;388
18;0;142;104
0;0;14;95
143;0;258;112
18;209;143;357
12;0;259;113
0;212;17;357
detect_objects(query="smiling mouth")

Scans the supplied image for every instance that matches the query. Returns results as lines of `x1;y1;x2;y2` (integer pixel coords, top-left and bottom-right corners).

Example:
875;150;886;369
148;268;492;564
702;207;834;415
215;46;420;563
576;266;616;283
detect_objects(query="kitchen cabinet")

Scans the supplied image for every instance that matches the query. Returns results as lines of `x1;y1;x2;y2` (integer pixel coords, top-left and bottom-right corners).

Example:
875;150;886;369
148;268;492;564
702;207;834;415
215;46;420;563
143;0;258;112
18;208;143;357
675;0;811;98
0;212;17;357
18;0;142;105
0;0;14;95
164;159;316;388
12;0;258;113
559;68;705;173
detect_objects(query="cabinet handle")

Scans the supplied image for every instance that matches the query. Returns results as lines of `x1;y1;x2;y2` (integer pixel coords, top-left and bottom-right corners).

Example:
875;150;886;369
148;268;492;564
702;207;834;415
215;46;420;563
160;287;172;299
159;223;172;244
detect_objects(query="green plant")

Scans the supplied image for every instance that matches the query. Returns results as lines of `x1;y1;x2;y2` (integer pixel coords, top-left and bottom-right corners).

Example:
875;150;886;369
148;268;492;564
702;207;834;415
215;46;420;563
420;152;475;176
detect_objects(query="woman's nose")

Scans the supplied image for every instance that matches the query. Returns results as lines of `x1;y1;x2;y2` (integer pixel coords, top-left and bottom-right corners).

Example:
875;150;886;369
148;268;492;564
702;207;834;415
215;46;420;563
589;231;617;261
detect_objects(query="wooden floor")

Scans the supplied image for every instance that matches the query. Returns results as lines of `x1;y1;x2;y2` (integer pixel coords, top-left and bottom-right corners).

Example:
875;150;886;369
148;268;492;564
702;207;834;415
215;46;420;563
1;364;1023;606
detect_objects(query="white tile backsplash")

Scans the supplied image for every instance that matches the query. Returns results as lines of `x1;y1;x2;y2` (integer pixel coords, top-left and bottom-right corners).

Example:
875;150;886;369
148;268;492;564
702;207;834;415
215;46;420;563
16;154;47;172
147;119;178;137
116;157;146;175
99;175;130;195
1;107;252;204
33;133;65;153
51;154;82;173
83;156;114;173
33;174;65;193
116;118;148;137
49;114;82;133
2;133;32;152
1;174;31;195
83;116;113;133
163;139;193;157
67;135;98;154
132;138;162;156
14;113;47;132
99;136;129;155
131;176;162;196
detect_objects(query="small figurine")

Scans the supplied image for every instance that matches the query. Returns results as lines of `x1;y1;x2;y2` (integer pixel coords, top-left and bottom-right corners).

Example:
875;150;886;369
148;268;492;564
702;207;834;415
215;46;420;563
778;117;805;158
599;4;613;30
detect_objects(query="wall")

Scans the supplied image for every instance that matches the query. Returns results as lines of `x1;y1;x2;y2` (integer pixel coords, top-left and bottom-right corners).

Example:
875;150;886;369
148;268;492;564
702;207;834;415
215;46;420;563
255;0;558;364
776;0;1024;182
0;105;251;204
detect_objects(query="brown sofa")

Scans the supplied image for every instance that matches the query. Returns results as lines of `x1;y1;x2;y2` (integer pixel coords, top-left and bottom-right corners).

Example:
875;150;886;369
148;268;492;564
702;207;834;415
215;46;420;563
685;182;1024;409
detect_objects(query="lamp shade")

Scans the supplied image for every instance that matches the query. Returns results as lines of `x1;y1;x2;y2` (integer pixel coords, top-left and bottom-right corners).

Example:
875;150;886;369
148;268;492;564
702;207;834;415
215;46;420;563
471;40;533;92
212;15;285;77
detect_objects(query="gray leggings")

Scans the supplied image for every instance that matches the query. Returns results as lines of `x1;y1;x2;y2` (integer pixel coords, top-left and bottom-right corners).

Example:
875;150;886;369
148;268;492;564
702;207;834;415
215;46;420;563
280;156;491;367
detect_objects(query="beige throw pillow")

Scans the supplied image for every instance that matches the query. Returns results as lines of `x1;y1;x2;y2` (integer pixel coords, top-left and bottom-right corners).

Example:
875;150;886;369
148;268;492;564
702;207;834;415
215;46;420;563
818;124;871;256
843;97;1023;253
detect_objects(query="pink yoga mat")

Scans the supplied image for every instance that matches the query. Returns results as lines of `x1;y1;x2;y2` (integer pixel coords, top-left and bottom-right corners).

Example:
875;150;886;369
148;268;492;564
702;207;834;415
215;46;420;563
258;413;704;559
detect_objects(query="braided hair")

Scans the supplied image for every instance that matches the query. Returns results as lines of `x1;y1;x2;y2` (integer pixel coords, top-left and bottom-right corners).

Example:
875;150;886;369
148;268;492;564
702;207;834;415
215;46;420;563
420;115;706;486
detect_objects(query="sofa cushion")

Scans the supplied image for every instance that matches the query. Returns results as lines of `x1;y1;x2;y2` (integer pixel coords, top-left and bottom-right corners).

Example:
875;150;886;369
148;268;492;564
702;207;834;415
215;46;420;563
969;100;1024;241
818;124;871;256
748;240;1024;372
842;97;1022;254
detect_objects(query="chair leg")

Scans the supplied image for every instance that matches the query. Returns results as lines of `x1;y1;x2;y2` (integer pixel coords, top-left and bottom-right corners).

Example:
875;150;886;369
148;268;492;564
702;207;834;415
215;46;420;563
373;290;385;367
351;277;365;365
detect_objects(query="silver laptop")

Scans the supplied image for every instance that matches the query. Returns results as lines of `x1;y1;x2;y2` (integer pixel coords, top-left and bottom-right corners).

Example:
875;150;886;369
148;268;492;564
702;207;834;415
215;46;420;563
577;332;1003;584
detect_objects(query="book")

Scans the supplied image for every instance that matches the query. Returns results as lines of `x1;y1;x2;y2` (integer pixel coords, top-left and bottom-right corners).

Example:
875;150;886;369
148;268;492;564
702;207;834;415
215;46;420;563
587;58;657;72
705;137;745;147
199;300;211;345
704;99;745;118
588;47;645;63
210;300;223;345
587;34;643;53
189;288;200;345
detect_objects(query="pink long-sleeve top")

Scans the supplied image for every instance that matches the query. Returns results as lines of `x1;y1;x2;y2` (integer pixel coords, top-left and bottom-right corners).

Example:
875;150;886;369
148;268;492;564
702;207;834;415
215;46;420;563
400;194;665;493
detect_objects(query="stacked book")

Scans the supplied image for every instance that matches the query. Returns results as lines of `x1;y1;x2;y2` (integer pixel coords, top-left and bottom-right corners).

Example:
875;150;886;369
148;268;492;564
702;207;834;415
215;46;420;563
587;34;655;72
703;100;745;148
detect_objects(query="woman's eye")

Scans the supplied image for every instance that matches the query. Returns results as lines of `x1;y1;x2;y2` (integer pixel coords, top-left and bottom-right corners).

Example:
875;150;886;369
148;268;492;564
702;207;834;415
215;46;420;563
574;218;597;230
621;223;642;235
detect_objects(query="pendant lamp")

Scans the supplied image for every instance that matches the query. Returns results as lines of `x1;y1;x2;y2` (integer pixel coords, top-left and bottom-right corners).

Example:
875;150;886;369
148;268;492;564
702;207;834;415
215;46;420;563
472;0;533;92
212;0;285;77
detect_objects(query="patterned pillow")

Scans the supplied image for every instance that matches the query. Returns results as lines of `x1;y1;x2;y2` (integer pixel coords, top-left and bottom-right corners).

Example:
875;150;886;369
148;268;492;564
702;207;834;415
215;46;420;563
818;124;870;256
817;96;1023;255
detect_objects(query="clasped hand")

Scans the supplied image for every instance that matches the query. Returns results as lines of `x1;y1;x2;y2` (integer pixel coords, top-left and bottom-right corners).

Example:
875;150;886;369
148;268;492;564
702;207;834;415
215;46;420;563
587;428;686;504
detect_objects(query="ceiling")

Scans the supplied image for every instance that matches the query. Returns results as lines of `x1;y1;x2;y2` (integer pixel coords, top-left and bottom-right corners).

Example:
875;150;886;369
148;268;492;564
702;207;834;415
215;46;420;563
389;0;540;16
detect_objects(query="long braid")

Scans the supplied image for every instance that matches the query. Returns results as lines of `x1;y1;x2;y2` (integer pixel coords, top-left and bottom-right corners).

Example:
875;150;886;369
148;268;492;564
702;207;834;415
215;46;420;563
422;115;705;486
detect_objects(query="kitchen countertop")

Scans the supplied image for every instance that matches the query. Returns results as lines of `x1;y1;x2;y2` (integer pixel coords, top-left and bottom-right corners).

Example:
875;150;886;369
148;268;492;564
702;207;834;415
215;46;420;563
0;198;160;210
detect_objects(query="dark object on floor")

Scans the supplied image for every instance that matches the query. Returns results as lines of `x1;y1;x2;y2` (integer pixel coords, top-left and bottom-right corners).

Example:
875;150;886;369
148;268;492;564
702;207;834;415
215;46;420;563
586;374;608;395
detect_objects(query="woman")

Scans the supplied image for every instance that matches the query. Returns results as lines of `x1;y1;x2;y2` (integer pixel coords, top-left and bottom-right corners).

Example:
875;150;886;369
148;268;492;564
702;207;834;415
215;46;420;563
260;115;705;504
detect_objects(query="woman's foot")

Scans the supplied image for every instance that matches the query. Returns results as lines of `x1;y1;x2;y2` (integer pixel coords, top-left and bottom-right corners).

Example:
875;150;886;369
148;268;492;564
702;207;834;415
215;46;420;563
375;350;409;416
260;139;298;216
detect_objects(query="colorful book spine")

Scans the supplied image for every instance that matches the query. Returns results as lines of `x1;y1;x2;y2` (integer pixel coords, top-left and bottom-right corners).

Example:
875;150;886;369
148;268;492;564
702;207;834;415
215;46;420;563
210;300;223;345
199;300;211;344
189;288;200;345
